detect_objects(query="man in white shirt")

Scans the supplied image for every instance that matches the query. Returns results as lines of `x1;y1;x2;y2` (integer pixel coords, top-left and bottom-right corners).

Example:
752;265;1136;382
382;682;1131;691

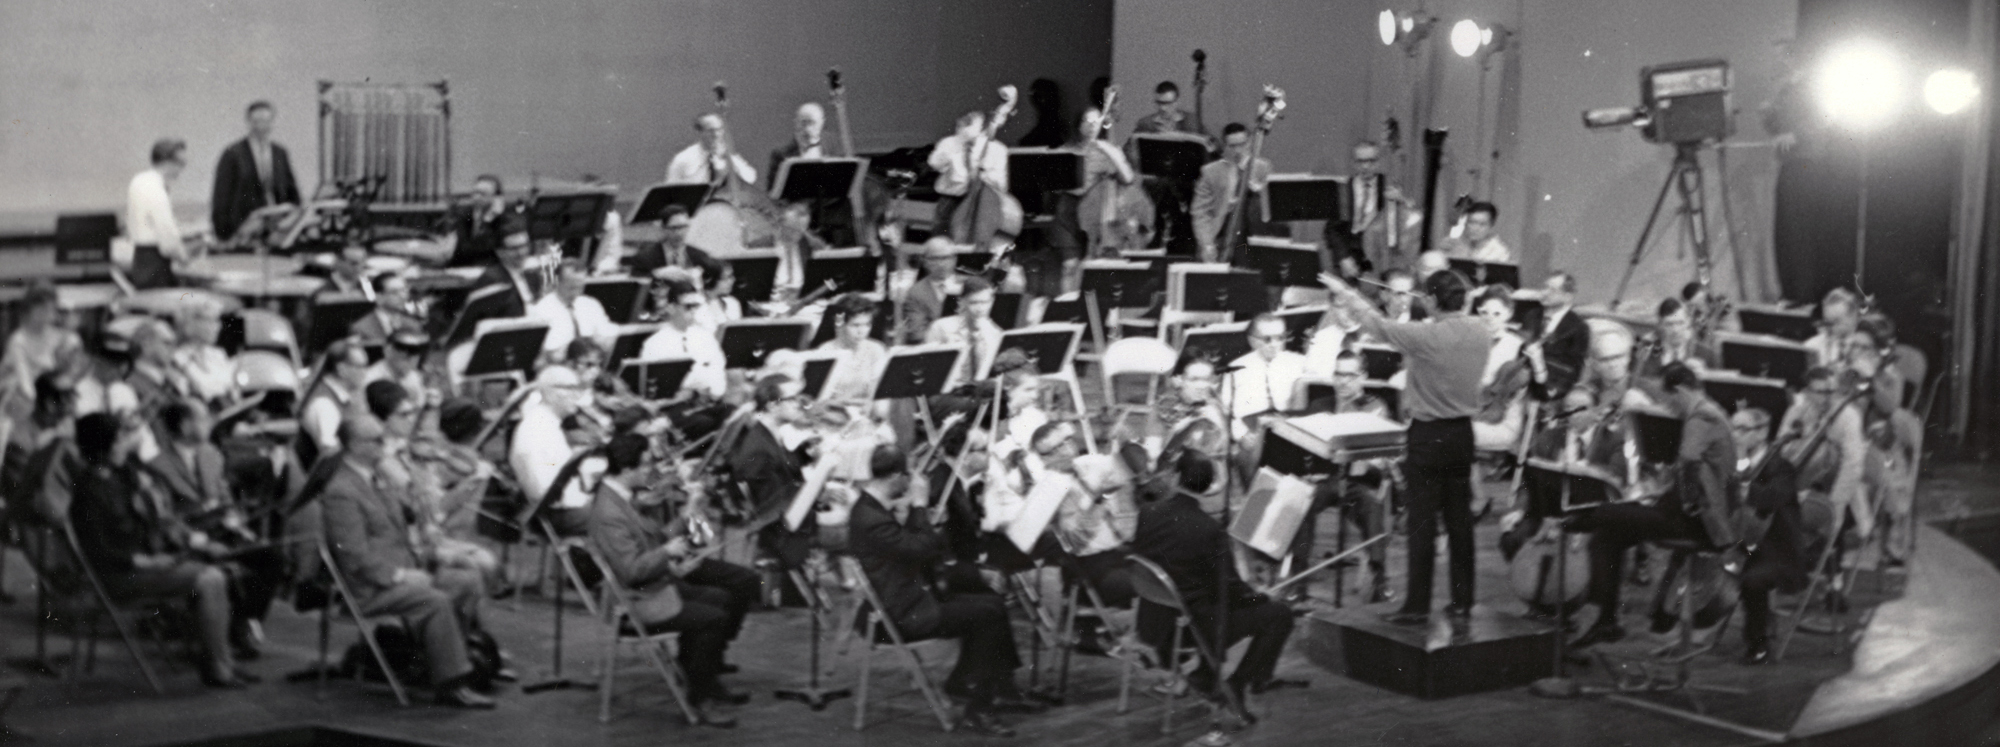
923;275;1003;391
666;114;758;186
528;259;617;359
1223;314;1310;433
639;278;727;399
510;366;596;536
1439;201;1512;263
927;110;1009;231
302;339;371;461
364;330;432;414
1803;288;1860;372
127;138;202;289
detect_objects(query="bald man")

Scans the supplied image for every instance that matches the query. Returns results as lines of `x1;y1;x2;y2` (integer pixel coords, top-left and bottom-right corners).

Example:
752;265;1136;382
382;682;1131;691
767;101;857;246
667;113;758;186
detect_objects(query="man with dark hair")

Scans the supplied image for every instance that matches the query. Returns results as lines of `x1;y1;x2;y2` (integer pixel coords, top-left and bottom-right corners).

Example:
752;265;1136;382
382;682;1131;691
1525;271;1590;402
640;278;727;401
1321;268;1490;624
1567;362;1742;648
1637;296;1715;379
726;375;814;568
626;204;716;281
1730;407;1816;665
668;113;758;186
588;432;747;726
847;442;1031;737
923;274;1002;391
1130;447;1304;719
1133;80;1204;137
1439;200;1511;262
443;174;509;267
211;100;301;241
127;137;197;289
1191;122;1272;262
1293;351;1396;603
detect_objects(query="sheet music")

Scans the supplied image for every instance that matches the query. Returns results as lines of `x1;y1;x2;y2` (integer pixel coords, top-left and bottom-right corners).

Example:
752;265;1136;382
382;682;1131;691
1006;471;1074;553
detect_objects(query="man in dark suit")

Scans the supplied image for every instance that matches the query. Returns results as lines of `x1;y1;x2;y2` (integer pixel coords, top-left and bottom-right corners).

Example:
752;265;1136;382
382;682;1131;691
1130;450;1303;719
587;433;746;726
1293;351;1395;603
848;443;1028;737
147;401;285;651
626;205;717;280
210;101;302;243
766;102;856;247
724;375;813;569
1732;407;1815;665
1526;272;1590;402
320;415;495;708
897;239;957;344
470;215;540;319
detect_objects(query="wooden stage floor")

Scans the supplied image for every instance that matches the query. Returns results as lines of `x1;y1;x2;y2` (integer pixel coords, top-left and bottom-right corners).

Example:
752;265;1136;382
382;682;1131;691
5;466;1997;747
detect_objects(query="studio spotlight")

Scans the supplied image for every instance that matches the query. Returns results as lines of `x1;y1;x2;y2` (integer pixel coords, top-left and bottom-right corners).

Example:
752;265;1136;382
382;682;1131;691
1450;19;1482;58
1925;68;1979;115
1379;9;1399;46
1818;40;1901;131
1379;10;1436;53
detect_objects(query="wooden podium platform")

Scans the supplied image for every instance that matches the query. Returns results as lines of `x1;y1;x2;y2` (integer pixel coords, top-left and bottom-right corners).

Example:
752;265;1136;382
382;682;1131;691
1303;605;1557;699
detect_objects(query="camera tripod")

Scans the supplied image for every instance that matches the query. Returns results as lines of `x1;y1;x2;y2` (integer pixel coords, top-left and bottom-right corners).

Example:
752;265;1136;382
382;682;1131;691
1610;142;1714;309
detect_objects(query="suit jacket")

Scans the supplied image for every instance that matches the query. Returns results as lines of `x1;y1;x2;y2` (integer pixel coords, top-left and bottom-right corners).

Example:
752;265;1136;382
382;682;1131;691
586;481;685;624
628;241;716;281
1190;157;1271;254
725;421;803;521
67;461;156;575
210;138;302;242
348;310;419;350
1675;397;1742;548
899;277;949;345
321;458;423;601
1530;309;1591;402
1741;451;1809;590
847;491;945;637
1130;493;1255;611
146;438;231;516
472;262;541;318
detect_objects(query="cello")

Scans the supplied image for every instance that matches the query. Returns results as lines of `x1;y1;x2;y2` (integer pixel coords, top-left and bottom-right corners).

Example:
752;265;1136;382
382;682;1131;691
1216;85;1284;264
1076;85;1156;257
686;81;783;257
947;85;1024;251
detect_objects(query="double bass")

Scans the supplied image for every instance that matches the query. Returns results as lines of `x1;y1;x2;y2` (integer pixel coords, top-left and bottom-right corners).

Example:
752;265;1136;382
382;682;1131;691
686;81;783;257
947;85;1024;251
1075;85;1156;256
1216;85;1284;264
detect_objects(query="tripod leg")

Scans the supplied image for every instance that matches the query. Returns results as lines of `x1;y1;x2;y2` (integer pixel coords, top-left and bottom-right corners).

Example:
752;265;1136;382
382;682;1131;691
1611;157;1684;308
1673;152;1713;285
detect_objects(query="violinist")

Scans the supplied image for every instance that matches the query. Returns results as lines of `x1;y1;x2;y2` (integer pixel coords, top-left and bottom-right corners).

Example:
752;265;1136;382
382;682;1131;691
147;401;285;660
1732;407;1817;665
725;375;815;568
367;381;502;588
640;279;728;402
816;294;889;405
364;330;434;415
509;366;595;537
691;261;743;331
927;110;1009;229
348;273;423;350
1524;272;1590;402
1472;286;1531;453
922;275;1002;393
667;113;758;186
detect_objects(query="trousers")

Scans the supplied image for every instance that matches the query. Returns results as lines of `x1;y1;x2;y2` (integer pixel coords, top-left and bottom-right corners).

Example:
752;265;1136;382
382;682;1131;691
358;567;484;686
1402;417;1475;613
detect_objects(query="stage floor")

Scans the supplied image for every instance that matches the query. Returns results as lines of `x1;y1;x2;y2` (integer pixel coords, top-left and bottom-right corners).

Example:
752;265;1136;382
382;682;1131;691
5;466;1997;747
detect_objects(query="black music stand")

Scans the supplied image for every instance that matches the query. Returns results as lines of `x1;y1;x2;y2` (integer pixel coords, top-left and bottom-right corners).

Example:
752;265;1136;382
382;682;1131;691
1513;293;1546;335
606;323;660;367
1260;175;1340;223
307;290;375;358
55;213;118;266
1276;306;1325;354
987;324;1083;379
953;251;997;273
772;158;865;203
462;323;549;379
1177;267;1267;318
1040;294;1088;324
1736;304;1817;342
728;256;779;307
801;355;839;400
1007;148;1083;216
1246;238;1322;289
1363;381;1402;420
991;291;1025;330
1631;408;1685;466
801;253;878;297
1450;258;1520;290
1718;334;1814;388
617;357;694;401
630;183;709;224
528;191;615;244
1525;453;1622;700
718;319;812;370
1701;373;1791;439
871;344;963;444
1175;323;1253;375
583;278;647;324
1134;134;1208;182
1081;260;1159;311
445;284;524;348
1356;345;1404;381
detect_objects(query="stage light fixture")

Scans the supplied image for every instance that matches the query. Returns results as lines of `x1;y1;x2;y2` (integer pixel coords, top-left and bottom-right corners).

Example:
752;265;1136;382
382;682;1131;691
1451;19;1482;57
1818;40;1901;131
1925;68;1978;115
1379;9;1399;46
1378;10;1436;53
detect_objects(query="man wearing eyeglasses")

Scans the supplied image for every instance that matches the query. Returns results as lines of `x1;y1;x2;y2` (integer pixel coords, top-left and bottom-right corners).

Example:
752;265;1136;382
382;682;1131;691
624;205;716;283
1221;314;1309;438
509;366;596;537
726;375;817;570
1323;141;1410;276
1291;351;1397;604
640;278;728;401
1778;367;1868;540
1729;407;1821;665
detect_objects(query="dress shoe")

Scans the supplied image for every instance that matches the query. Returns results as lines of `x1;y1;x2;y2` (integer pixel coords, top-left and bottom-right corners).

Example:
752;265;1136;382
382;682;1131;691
1569;622;1627;649
957;710;1016;738
436;685;497;709
1741;642;1772;666
1382;609;1430;626
688;703;738;728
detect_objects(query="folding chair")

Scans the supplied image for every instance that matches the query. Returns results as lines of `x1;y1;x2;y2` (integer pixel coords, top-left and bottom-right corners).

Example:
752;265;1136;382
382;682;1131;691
1099;336;1178;444
578;545;701;726
314;541;412;706
1050;562;1132;699
1003;562;1070;697
51;520;165;694
1119;555;1244;734
849;570;956;732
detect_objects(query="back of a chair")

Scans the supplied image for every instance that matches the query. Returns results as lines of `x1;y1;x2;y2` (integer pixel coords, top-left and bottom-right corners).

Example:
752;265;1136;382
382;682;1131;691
1126;555;1187;614
849;567;911;648
579;544;643;631
1893;344;1927;409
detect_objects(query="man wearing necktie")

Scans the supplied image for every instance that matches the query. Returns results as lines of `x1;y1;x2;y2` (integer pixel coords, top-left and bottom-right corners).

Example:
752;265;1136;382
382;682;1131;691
1323;142;1406;277
666;114;758;186
211;101;301;243
1191;123;1272;263
768;102;857;247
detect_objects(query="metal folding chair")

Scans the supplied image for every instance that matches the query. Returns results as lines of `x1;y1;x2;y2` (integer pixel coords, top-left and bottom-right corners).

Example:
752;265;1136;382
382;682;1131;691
849;570;956;732
314;541;412;706
54;520;165;694
579;545;701;726
1119;555;1244;734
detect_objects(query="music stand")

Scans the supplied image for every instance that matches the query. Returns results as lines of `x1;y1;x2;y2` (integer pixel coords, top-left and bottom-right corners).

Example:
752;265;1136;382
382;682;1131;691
55;213;118;266
1735;303;1817;342
1276;306;1325;354
1260;411;1407;478
728;256;779;308
1040;293;1088;324
1629;405;1684;466
1133;134;1208;182
629;183;709;224
1082;259;1160;311
307;290;376;358
718;318;812;370
527;191;615;243
1363;381;1402;419
953;250;996;273
1716;332;1816;388
1260;175;1340;223
1511;290;1546;336
606;323;661;368
1175;322;1252;375
1169;263;1266;318
1700;371;1791;439
1245;237;1322;289
800;353;840;400
1449;258;1520;290
462;321;549;379
772;157;866;203
801;249;879;297
985;323;1083;379
1355;343;1404;381
583;278;647;324
445;284;525;348
871;344;963;441
616;356;694;401
1006;148;1083;215
991;291;1025;330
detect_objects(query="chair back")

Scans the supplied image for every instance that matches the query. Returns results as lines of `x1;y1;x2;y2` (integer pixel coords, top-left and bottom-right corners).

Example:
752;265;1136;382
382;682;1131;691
240;308;302;366
1892;343;1927;408
849;567;913;648
579;543;645;630
1127;555;1188;614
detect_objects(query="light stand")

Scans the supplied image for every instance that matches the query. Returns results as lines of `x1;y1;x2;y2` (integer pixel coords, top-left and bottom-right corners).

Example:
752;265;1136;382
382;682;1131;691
1853;132;1872;288
774;549;852;710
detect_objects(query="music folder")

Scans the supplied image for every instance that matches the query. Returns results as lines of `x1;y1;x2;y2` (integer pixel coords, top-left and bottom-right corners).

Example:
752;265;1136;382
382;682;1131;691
1449;258;1520;290
1715;331;1817;388
618;356;695;401
1005;147;1084;212
799;351;841;400
870;344;963;401
1174;321;1252;375
462;320;549;379
1627;402;1684;465
984;323;1084;379
444;283;523;348
606;323;661;367
1229;468;1318;560
1699;370;1791;437
307;290;376;357
1735;302;1817;342
1260;174;1341;223
1260;411;1407;477
1081;259;1160;312
800;248;879;297
1245;236;1322;289
55;213;118;265
1276;306;1326;354
583;277;647;324
1523;457;1626;512
718;318;813;370
1355;342;1404;381
630;183;710;224
727;254;780;307
1169;263;1266;318
771;157;866;202
1133;133;1209;182
527;190;616;243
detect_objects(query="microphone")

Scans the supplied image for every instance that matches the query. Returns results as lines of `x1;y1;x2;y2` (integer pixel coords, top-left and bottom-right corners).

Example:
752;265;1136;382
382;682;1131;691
1192;49;1207;64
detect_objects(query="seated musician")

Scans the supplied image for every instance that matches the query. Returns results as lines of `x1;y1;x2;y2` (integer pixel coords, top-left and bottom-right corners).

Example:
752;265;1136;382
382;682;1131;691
769;202;828;314
898;239;960;345
325;245;375;296
1155;358;1226;439
147;401;284;658
1573;319;1657;412
349;272;423;349
1525;272;1589;402
301;339;371;465
127;319;192;415
509;366;595;536
1291;351;1396;604
472;214;539;317
1222;314;1308;437
1567;364;1742;649
667;113;758;186
1803;287;1862;370
364;330;432;414
321;415;497;708
171;296;236;407
366;381;501;586
588;432;751;727
1190;123;1272;263
816;294;888;405
1;281;83;405
1732;407;1822;665
1501;388;1627;564
1131;450;1304;717
927;110;1009;230
923;276;1003;393
691;261;742;331
1636;297;1716;378
67;412;254;688
767;102;856;247
847;442;1035;737
627;205;715;283
725;375;816;569
1041;424;1141;640
1050;107;1138;283
1472;286;1531;453
530;258;617;361
1779;366;1869;552
641;277;727;391
1846;323;1918;560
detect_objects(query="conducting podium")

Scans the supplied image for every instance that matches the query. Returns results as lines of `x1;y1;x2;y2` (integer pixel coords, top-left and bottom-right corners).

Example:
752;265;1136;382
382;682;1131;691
1260;411;1406;478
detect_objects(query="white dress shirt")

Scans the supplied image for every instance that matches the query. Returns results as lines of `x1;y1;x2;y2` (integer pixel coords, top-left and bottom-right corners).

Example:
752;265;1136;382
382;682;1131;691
173;344;236;403
923;314;1003;390
126;168;184;258
1303;325;1350;378
639;323;727;398
529;293;617;355
301;381;353;453
1223;350;1309;425
927;134;1009;196
511;402;592;510
666;143;758;185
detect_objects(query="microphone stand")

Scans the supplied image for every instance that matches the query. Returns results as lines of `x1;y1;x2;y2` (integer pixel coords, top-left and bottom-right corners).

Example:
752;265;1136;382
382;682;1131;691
773;539;851;710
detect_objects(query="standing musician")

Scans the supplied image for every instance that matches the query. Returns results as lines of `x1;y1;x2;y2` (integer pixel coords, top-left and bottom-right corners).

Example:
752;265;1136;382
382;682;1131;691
1051;106;1138;286
1321;269;1489;625
926;110;1009;230
1191;123;1272;263
1524;272;1590;402
667;113;758;186
1133;81;1206;138
210;100;302;243
442;174;511;267
1292;351;1396;604
126;138;205;290
1566;363;1742;649
1324;142;1410;275
768;101;856;247
1131;80;1208;254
